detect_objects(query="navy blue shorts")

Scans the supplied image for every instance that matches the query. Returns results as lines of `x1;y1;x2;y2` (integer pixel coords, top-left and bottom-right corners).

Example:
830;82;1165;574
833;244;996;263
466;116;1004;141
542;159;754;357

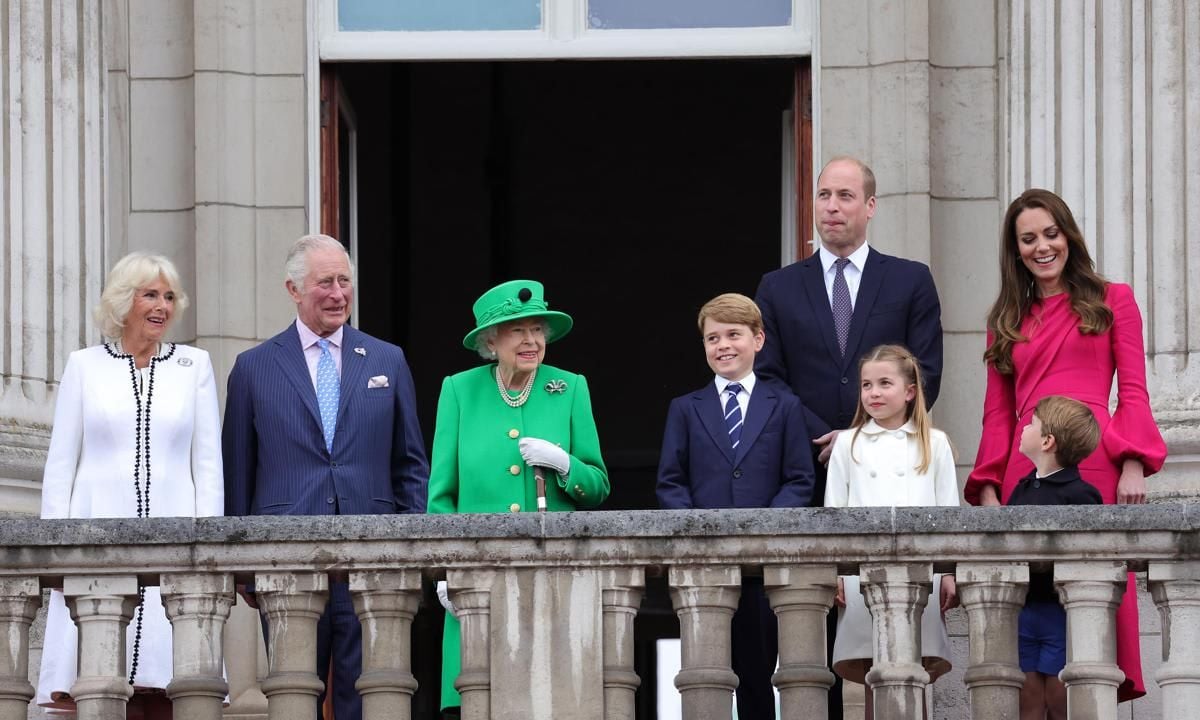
1019;600;1067;675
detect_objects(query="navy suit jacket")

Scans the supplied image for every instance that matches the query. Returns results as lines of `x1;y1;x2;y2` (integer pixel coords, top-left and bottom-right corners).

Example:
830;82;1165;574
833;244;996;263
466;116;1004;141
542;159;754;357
754;247;943;431
656;381;815;509
223;323;429;517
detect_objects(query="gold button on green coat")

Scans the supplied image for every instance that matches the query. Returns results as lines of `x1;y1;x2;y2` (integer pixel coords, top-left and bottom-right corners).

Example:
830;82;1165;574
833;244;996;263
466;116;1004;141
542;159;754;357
509;464;521;475
509;502;520;512
508;428;519;438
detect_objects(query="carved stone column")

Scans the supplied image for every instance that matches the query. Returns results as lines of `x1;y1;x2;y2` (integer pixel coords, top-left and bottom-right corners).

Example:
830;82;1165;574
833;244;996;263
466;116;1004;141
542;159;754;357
349;569;422;720
668;565;741;720
255;572;329;720
160;573;235;720
1148;561;1200;718
600;567;645;720
764;565;837;720
0;578;41;720
448;569;496;720
64;575;139;720
1055;561;1126;719
860;563;932;720
956;563;1029;720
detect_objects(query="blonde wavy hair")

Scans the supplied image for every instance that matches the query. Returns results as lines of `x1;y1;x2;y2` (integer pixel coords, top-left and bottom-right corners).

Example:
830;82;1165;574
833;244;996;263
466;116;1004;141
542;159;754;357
94;252;189;340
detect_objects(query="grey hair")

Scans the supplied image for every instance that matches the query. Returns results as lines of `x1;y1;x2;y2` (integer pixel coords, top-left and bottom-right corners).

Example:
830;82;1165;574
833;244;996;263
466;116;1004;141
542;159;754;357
285;234;355;288
472;319;552;360
94;252;190;340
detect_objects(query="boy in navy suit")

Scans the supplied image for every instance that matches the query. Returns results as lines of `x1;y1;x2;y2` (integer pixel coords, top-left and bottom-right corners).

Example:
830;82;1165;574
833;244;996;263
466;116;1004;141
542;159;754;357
657;292;816;718
1007;395;1102;720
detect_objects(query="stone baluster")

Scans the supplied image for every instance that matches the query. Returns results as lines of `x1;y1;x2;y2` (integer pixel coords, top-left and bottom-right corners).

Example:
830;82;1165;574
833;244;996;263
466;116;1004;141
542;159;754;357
764;565;837;720
160;573;235;720
448;569;496;720
668;565;741;720
1148;561;1200;718
349;570;422;720
255;572;329;720
64;575;139;720
1055;561;1126;720
600;567;645;720
860;563;932;720
956;563;1029;720
0;578;41;720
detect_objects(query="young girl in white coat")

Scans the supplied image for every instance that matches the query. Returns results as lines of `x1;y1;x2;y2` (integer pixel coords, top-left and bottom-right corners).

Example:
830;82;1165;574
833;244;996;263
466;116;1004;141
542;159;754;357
824;344;960;719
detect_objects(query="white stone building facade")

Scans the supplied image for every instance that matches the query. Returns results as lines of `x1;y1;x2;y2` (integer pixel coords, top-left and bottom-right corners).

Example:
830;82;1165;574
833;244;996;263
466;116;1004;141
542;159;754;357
2;1;1197;718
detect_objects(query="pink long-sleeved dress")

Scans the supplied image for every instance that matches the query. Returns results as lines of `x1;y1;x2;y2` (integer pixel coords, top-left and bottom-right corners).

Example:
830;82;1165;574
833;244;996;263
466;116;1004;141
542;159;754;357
965;282;1167;701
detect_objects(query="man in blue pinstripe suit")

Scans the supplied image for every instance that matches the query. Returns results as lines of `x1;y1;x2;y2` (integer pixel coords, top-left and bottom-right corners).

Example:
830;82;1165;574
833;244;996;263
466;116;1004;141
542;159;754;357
223;234;429;720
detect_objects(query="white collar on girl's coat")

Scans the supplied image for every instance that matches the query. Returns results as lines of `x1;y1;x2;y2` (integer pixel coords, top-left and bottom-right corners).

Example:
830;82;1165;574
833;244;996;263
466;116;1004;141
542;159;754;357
859;419;917;436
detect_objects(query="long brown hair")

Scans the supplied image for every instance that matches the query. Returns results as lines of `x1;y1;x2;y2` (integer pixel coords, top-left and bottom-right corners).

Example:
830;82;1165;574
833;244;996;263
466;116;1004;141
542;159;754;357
984;189;1112;374
849;344;934;474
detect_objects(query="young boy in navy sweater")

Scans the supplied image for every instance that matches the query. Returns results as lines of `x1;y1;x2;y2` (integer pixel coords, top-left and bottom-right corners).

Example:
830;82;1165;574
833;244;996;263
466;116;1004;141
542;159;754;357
1007;395;1102;720
657;293;816;718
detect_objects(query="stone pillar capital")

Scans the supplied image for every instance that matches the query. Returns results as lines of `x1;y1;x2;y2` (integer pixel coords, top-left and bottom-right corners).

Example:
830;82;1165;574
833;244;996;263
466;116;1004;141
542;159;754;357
765;565;836;720
255;572;329;720
0;577;41;719
668;564;740;720
1148;561;1200;716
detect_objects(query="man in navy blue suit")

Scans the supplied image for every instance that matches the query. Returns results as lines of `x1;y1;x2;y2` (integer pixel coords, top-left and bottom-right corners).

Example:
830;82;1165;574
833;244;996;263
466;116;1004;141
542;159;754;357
223;234;429;720
754;156;943;718
658;292;815;719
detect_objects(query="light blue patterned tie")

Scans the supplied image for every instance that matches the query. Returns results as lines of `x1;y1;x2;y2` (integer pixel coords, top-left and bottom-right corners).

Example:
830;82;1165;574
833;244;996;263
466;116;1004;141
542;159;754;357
316;338;339;453
724;382;744;450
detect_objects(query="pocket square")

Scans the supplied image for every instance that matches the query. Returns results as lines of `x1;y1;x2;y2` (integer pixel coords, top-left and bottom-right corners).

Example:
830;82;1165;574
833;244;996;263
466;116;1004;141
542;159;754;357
368;375;390;389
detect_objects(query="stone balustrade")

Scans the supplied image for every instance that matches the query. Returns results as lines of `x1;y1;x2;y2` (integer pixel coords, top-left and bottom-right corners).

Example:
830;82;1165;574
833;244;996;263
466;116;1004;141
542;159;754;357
0;505;1198;720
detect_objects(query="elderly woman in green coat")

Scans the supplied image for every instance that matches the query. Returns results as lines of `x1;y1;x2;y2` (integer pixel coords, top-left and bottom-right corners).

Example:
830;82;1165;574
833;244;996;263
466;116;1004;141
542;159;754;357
428;279;610;713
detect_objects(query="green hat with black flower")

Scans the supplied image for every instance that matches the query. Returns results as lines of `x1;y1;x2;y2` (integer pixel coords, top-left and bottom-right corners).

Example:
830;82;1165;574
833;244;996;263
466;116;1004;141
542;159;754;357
462;279;574;351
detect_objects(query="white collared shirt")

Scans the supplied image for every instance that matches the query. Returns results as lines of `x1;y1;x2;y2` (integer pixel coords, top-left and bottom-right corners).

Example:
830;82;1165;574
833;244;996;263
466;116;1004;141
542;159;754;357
714;371;756;421
818;243;871;309
296;318;344;387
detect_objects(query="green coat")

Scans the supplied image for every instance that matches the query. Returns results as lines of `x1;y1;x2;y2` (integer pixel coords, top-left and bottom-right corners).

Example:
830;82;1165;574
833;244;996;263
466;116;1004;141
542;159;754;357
428;363;609;708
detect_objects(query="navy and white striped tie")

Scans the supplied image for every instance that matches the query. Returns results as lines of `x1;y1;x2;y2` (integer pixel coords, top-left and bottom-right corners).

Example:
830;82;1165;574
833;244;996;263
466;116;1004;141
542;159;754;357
724;382;744;450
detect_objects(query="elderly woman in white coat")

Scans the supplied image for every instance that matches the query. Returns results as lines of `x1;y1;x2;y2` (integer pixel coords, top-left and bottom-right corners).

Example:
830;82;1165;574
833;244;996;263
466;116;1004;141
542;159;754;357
37;252;222;718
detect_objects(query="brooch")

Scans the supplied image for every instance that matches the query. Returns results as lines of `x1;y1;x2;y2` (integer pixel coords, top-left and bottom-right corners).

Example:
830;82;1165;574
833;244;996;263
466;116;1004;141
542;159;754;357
177;357;193;367
545;379;567;394
354;347;366;356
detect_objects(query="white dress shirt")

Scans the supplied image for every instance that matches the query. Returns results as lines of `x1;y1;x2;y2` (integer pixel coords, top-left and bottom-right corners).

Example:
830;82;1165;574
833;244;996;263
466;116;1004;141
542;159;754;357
714;371;756;421
818;243;871;309
297;318;344;385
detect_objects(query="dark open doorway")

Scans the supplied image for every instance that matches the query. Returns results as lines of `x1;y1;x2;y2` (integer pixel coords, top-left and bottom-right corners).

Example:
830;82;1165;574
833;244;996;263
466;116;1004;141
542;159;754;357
329;57;806;718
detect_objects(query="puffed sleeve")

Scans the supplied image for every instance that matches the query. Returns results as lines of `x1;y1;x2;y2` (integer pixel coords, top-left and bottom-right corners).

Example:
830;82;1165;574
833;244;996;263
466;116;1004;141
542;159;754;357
824;429;854;508
41;351;85;519
932;431;960;507
191;350;224;517
964;331;1017;505
1100;284;1167;474
558;374;610;509
427;376;461;515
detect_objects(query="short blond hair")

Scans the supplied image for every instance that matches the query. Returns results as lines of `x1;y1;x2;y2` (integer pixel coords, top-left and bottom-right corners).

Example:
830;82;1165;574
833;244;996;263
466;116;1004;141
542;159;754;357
697;293;763;335
94;252;189;340
1035;396;1100;467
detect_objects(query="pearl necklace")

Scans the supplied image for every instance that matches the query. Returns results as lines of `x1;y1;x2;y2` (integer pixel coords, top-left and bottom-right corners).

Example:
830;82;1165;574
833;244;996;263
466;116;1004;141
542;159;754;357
496;366;535;408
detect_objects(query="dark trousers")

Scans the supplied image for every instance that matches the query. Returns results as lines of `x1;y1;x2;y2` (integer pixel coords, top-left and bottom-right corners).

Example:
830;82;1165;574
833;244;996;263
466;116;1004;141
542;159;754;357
262;581;363;720
827;605;843;719
731;578;778;719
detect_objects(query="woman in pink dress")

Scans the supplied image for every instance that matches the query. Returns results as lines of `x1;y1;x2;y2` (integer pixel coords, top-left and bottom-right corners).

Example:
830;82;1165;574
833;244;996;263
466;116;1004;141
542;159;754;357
964;188;1167;702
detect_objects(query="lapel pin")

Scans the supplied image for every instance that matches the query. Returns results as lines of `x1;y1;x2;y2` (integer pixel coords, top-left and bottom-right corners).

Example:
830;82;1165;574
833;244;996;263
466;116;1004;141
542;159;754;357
545;379;567;394
177;357;193;367
354;347;366;356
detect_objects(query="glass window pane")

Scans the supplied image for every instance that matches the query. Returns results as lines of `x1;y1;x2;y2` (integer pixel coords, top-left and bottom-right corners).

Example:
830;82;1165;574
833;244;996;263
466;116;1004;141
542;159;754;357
588;0;790;30
339;0;542;32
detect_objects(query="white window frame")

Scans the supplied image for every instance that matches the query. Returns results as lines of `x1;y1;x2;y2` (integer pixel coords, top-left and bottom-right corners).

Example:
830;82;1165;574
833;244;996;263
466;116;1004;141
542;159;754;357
317;0;814;60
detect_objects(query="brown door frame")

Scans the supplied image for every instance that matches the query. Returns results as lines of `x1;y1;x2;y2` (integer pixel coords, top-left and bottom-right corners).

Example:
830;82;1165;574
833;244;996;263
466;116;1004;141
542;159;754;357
795;57;814;260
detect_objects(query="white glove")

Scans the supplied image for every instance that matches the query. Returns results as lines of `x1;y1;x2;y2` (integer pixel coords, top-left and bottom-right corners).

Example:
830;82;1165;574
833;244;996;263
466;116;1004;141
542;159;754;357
436;580;457;617
518;437;570;476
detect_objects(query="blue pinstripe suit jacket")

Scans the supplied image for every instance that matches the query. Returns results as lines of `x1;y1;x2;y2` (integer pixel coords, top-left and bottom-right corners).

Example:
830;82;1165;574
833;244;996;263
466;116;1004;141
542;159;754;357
222;323;429;517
